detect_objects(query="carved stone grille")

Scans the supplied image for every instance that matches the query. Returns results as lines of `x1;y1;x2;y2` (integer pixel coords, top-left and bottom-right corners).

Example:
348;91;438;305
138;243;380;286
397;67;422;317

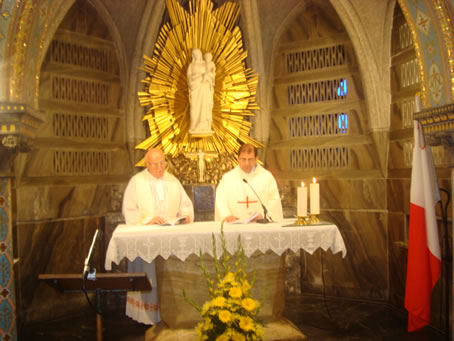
289;113;348;137
399;59;419;88
290;147;349;169
51;76;110;105
403;142;450;167
53;112;109;139
288;78;347;105
48;40;109;72
53;150;111;175
398;23;413;51
400;97;416;128
286;45;345;73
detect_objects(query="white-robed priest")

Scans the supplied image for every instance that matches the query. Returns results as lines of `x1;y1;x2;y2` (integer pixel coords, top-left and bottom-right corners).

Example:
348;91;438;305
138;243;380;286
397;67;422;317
215;143;283;223
122;148;194;226
121;148;194;325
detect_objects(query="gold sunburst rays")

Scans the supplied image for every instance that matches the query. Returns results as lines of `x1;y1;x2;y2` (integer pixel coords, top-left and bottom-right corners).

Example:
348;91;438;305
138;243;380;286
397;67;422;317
136;0;263;168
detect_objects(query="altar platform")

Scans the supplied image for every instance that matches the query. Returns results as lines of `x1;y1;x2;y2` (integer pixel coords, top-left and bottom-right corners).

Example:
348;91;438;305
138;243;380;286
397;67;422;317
21;293;443;340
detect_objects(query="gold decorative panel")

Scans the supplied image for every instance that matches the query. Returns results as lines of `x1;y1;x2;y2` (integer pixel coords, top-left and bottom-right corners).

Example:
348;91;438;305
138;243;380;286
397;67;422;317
290;147;349;169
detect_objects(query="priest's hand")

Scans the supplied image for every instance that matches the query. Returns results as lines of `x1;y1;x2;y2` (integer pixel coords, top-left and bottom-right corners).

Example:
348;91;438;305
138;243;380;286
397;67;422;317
147;216;168;225
224;215;239;223
181;215;191;224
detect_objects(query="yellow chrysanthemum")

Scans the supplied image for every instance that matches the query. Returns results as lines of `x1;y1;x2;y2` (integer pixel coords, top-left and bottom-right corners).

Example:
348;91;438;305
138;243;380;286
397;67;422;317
215;334;229;341
232;332;246;341
224;272;235;282
239;316;254;331
241;280;251;292
231;312;241;321
201;302;211;314
212;296;226;307
218;310;232;323
229;286;242;298
203;317;213;330
195;323;203;336
241;297;257;312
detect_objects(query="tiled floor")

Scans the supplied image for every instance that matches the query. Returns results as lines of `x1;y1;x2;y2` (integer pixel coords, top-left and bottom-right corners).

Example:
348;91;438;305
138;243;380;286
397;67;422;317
21;294;445;340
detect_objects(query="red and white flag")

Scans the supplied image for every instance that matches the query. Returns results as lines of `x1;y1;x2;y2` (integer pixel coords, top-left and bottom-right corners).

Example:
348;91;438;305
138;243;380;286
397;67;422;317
404;96;441;332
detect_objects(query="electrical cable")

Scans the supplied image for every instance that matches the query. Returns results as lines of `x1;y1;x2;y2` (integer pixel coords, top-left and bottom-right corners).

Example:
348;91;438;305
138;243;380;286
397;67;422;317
82;275;102;315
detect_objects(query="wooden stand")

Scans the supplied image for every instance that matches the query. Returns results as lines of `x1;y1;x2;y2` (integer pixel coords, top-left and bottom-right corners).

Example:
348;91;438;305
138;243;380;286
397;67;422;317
39;272;152;341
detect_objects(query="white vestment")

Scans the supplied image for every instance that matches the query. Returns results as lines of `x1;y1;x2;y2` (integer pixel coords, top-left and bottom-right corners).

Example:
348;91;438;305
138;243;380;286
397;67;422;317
121;169;194;325
215;165;283;222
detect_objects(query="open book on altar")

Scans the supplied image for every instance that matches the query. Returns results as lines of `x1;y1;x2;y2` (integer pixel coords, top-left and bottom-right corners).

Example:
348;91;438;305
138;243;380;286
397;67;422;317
142;216;186;226
230;212;259;224
160;216;186;226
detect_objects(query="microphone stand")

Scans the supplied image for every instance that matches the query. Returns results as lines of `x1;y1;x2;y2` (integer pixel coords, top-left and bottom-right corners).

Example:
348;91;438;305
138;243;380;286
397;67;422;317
83;229;100;280
242;178;272;223
82;229;102;315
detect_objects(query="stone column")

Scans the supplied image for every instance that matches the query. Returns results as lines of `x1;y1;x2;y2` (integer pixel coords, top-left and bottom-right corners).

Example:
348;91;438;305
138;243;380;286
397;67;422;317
0;103;44;340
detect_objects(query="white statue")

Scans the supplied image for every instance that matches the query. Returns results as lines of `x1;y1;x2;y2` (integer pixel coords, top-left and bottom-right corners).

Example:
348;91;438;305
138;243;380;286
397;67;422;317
187;48;215;135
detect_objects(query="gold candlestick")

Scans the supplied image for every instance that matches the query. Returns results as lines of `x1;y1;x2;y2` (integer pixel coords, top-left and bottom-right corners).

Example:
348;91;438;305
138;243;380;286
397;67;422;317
295;216;308;226
308;214;320;224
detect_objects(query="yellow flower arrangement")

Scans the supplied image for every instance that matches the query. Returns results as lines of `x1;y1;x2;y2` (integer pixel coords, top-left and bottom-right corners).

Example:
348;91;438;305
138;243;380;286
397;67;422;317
184;225;264;341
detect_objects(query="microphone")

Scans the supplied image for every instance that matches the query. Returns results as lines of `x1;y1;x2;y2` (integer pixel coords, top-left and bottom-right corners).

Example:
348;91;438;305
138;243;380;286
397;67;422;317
83;229;102;280
242;178;272;224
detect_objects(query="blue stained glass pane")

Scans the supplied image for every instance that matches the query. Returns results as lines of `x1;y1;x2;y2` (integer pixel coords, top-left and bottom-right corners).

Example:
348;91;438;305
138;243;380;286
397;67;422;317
336;79;348;97
338;113;348;133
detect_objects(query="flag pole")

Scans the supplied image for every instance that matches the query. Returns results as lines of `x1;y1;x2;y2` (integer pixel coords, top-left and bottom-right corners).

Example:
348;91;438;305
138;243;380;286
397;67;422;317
438;188;451;341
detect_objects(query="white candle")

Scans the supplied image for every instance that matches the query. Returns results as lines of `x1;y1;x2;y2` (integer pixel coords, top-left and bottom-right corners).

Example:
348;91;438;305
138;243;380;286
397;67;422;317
297;182;307;217
310;177;320;215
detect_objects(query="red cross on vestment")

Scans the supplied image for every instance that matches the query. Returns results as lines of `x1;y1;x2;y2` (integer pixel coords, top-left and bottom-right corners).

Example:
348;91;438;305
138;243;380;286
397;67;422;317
237;196;258;208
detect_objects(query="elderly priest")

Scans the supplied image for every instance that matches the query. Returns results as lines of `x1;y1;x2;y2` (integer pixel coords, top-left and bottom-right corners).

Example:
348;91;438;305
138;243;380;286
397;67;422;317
121;148;194;325
215;144;283;223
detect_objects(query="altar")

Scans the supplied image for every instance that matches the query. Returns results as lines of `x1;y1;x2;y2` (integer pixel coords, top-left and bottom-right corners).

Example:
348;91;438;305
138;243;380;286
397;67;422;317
105;220;347;340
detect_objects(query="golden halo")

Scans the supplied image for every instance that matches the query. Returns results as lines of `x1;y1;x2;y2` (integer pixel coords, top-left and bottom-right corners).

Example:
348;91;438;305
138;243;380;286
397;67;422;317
135;0;263;167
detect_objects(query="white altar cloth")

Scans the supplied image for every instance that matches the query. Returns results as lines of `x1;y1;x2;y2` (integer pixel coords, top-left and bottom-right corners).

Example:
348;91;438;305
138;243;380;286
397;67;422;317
104;220;346;326
105;220;346;270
